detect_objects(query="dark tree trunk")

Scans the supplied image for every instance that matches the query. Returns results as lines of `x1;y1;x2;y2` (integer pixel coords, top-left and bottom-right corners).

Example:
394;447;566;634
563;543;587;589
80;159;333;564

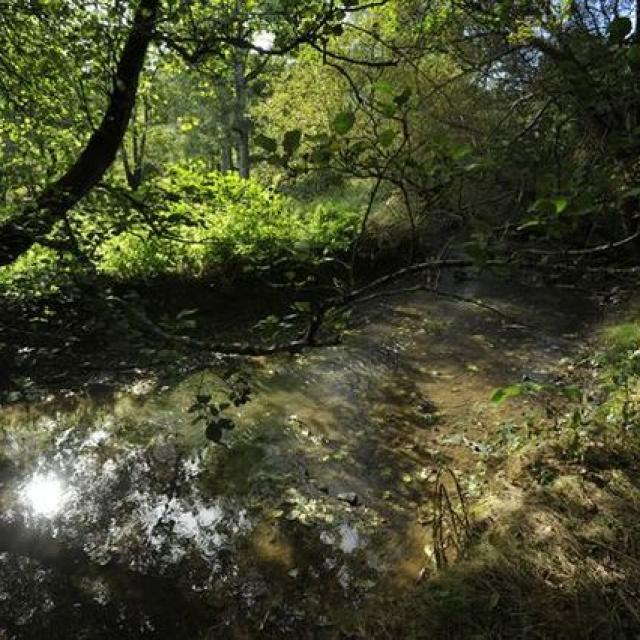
0;0;160;267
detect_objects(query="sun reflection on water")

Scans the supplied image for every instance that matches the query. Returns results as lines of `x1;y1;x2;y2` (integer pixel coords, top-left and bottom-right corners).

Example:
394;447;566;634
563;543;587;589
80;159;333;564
22;472;72;517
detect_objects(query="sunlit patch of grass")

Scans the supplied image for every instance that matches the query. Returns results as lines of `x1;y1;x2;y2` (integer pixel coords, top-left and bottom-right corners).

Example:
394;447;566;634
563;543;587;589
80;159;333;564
602;319;640;361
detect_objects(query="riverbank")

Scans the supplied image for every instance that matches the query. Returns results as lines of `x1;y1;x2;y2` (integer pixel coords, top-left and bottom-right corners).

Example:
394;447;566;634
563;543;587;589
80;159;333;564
3;272;632;638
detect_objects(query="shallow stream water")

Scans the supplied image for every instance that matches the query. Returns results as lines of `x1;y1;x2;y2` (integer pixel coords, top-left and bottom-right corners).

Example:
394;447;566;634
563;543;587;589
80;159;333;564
0;275;597;638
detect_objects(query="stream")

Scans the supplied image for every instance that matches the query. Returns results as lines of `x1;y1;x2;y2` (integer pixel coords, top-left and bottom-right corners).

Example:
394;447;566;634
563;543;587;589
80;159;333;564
0;275;598;638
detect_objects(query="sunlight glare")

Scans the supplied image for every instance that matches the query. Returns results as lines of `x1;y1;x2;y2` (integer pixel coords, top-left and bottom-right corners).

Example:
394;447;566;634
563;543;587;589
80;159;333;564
22;473;70;517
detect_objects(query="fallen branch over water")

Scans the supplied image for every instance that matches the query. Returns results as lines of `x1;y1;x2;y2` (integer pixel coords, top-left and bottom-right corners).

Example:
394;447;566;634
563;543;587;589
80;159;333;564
110;256;545;356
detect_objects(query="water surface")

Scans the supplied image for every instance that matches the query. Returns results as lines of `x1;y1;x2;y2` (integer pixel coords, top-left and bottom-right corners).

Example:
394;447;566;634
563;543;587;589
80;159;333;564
0;276;597;638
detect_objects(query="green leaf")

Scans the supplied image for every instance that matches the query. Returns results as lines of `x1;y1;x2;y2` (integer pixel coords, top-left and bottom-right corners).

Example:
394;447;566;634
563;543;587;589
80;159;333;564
283;129;302;156
378;128;396;148
333;111;356;135
380;101;397;117
490;384;524;404
372;80;394;95
608;16;632;44
529;196;568;216
205;417;235;443
552;197;569;214
255;134;278;153
450;143;472;160
529;198;554;215
350;140;369;156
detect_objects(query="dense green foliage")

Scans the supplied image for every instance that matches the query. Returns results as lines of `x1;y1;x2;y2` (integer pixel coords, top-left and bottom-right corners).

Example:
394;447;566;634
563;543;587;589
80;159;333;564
4;4;640;639
97;167;361;278
2;1;640;289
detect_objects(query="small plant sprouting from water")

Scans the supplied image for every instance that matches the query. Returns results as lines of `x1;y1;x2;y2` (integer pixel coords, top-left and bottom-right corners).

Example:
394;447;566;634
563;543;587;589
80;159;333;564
189;369;252;443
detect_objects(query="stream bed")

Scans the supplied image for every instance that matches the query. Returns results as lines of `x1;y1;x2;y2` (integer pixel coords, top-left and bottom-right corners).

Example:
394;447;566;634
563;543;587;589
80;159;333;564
0;275;598;638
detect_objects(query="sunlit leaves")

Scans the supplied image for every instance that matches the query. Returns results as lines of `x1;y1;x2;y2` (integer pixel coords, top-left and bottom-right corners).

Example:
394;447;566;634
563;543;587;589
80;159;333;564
491;382;582;404
96;165;360;279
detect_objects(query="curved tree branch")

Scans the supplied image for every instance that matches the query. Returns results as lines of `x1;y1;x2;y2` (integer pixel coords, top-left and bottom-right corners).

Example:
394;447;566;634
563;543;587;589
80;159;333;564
0;0;160;267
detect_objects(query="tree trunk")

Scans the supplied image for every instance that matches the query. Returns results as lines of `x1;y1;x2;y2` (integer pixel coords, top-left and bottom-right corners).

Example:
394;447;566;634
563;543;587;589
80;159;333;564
0;0;159;267
220;137;233;172
123;96;151;191
233;51;251;179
